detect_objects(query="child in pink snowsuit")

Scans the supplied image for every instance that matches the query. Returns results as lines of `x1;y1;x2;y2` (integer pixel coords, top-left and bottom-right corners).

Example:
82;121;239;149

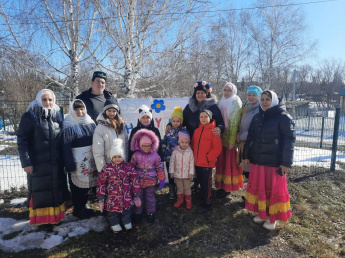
97;139;141;233
130;129;165;224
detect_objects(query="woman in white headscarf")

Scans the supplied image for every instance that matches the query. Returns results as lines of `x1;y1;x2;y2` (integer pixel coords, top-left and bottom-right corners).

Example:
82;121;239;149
215;82;243;197
17;89;69;225
243;90;295;230
61;99;97;219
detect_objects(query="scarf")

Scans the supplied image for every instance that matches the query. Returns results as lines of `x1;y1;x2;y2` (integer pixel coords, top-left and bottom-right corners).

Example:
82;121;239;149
260;90;279;111
28;89;60;119
62;99;96;144
218;83;238;129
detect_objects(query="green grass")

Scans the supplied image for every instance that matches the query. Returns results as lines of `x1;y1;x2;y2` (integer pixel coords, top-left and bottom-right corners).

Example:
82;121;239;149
1;168;344;257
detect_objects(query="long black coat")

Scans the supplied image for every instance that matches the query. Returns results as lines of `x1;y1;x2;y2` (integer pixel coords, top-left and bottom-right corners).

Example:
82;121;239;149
17;109;69;209
243;101;295;168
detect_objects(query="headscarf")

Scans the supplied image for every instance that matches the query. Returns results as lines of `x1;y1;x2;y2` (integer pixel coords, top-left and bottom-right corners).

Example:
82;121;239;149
62;99;96;144
260;90;279;110
218;82;238;128
28;89;60;118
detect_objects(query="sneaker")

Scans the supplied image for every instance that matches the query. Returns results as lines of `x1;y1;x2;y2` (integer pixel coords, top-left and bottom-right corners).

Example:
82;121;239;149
263;220;278;230
253;216;266;223
124;223;132;230
111;224;122;233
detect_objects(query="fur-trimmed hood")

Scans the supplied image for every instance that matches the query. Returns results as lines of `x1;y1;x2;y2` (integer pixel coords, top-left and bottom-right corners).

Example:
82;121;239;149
131;129;159;153
188;95;218;113
96;113;113;128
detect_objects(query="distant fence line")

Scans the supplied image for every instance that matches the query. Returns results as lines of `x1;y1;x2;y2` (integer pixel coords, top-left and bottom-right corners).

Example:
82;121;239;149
0;100;344;192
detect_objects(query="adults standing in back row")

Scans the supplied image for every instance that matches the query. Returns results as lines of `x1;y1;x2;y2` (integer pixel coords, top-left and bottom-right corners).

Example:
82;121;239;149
76;71;119;123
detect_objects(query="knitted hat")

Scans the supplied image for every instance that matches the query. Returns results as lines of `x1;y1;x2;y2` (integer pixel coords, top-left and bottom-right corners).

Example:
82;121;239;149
171;106;183;124
138;105;153;120
139;135;152;148
110;139;124;159
247;85;263;98
178;131;190;143
103;99;120;113
92;71;107;81
201;110;213;120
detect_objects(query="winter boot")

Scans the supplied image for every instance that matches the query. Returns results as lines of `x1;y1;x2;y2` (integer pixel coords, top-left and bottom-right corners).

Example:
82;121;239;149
169;185;177;200
174;193;185;208
147;213;156;224
185;194;192;210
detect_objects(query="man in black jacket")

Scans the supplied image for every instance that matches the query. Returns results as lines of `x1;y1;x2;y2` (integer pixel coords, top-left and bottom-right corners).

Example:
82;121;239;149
76;71;119;123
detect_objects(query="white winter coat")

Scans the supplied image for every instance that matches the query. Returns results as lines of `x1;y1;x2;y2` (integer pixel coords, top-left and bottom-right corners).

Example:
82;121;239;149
169;146;194;179
92;114;128;172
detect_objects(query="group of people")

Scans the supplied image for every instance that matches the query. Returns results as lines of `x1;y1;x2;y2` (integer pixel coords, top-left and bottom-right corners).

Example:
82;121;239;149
17;71;295;232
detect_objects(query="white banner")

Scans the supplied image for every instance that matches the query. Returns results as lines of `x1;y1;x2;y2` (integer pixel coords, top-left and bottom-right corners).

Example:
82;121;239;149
118;97;189;137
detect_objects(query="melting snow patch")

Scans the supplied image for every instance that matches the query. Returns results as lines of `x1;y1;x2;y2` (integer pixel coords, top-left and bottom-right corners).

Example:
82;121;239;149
10;198;27;206
0;215;107;252
41;235;64;249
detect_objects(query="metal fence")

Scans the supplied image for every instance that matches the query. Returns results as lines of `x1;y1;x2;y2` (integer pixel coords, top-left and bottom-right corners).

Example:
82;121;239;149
0;100;344;192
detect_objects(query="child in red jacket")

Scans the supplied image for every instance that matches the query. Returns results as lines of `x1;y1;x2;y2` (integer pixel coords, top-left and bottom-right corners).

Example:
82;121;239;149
192;110;222;213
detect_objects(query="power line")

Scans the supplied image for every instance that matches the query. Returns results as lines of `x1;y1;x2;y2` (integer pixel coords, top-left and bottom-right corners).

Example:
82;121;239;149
0;0;339;26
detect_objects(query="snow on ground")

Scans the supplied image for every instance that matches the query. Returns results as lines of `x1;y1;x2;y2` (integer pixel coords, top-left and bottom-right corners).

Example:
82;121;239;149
0;213;108;252
10;198;27;206
0;155;27;191
293;146;345;169
1;145;345;191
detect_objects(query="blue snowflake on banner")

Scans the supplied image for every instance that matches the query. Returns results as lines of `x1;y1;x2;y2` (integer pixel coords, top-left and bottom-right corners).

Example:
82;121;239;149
151;99;166;113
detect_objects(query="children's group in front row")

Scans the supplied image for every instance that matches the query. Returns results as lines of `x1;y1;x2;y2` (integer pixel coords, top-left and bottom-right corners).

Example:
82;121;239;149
70;99;223;233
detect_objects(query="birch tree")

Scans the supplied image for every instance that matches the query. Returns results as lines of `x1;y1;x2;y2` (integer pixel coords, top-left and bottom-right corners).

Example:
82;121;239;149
208;10;252;90
248;0;315;89
0;0;104;97
94;0;204;98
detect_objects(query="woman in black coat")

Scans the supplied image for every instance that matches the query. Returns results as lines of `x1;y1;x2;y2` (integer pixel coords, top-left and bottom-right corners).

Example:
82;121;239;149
182;81;225;192
183;81;224;137
17;89;69;225
243;90;295;230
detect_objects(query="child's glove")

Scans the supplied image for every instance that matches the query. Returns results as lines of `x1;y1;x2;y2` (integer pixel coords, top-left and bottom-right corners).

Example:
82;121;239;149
134;197;141;207
158;180;165;190
99;200;104;213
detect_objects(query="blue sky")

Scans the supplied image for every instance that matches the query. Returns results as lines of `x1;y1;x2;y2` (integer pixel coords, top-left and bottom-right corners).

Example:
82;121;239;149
218;0;345;66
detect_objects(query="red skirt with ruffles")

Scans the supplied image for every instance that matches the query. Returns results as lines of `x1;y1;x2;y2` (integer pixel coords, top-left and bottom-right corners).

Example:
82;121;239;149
29;196;66;225
245;164;291;223
215;148;243;192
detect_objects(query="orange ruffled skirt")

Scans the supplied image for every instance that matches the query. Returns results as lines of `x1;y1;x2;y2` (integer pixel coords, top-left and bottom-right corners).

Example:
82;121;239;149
215;148;243;192
245;164;291;223
29;196;66;225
